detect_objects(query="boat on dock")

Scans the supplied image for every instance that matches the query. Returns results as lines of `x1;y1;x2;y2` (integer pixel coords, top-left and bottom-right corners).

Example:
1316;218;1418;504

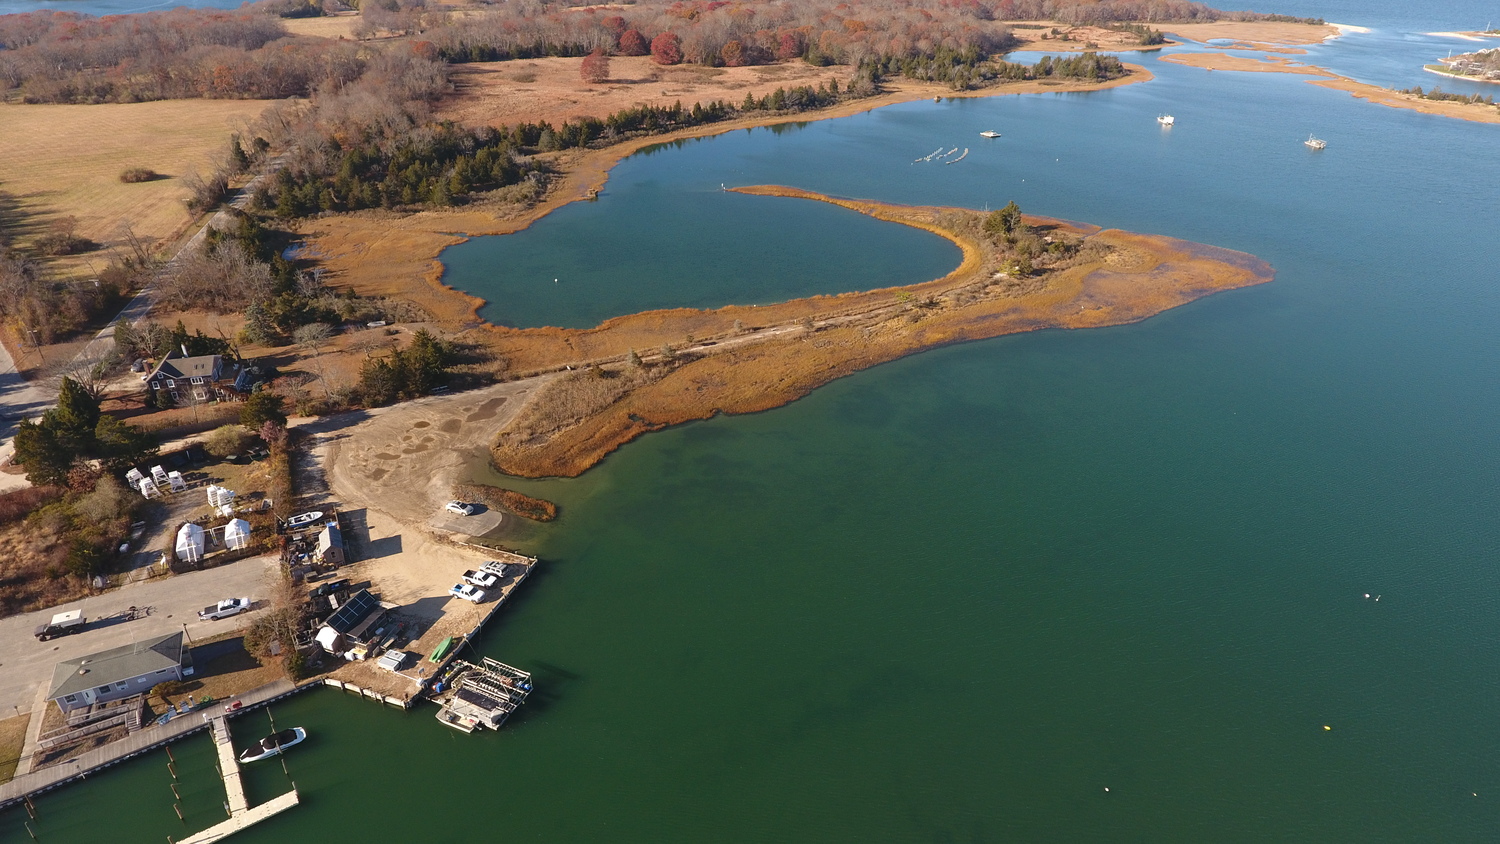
1304;134;1327;150
979;130;1001;138
238;727;307;763
1158;114;1175;126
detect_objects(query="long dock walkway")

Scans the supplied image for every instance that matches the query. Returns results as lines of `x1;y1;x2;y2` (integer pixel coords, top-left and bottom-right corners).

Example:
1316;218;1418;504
176;715;297;844
209;716;249;816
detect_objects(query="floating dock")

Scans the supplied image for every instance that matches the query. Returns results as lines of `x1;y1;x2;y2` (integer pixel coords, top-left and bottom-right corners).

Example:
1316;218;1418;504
432;658;533;733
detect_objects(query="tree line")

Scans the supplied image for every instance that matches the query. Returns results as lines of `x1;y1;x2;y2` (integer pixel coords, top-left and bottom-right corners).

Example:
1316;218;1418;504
0;9;362;103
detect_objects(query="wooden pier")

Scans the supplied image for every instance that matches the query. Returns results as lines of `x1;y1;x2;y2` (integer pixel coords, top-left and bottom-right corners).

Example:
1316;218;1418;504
0;680;310;811
172;714;298;844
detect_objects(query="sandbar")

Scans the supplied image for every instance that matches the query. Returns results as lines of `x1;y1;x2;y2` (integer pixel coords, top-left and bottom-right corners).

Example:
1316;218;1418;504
1161;52;1500;125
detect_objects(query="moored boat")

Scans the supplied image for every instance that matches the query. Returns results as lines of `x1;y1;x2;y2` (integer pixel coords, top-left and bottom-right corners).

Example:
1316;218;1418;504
979;130;1001;138
1304;134;1327;150
239;727;307;763
1158;114;1175;126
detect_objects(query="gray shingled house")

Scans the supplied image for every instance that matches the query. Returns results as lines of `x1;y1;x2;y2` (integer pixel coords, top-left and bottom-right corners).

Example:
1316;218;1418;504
47;632;193;713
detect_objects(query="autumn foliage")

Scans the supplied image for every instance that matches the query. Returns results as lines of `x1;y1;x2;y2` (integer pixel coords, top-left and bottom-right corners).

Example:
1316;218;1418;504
581;48;611;84
650;31;684;65
619;29;651;56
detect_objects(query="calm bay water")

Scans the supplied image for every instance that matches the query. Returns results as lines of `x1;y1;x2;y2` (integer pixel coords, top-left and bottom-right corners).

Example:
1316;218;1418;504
6;4;1500;842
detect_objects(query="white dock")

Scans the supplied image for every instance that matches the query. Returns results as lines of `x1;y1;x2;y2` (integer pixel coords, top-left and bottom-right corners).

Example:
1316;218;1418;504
175;715;299;844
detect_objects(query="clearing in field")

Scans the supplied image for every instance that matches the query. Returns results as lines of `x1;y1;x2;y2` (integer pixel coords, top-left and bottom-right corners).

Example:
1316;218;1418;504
440;56;852;128
0;99;277;279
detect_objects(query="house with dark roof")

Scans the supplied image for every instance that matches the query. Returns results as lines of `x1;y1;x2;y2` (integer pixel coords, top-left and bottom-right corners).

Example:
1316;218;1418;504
145;353;268;406
47;632;193;713
146;354;226;405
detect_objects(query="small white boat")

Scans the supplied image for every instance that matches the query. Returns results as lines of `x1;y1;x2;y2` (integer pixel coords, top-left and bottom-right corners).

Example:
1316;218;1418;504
239;727;307;763
1304;134;1327;150
1157;114;1175;126
979;130;1001;138
285;511;323;529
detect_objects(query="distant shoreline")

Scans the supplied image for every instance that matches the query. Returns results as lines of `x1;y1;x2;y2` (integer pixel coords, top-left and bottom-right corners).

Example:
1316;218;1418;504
1423;65;1500;86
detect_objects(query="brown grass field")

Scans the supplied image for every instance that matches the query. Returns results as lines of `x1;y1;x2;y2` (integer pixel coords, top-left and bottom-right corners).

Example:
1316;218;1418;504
442;56;854;128
0;99;276;279
0;713;27;784
280;12;360;39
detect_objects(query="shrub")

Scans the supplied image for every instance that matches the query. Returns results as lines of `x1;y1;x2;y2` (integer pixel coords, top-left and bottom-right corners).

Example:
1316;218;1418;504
119;167;159;183
0;486;65;525
151;679;185;698
205;424;251;458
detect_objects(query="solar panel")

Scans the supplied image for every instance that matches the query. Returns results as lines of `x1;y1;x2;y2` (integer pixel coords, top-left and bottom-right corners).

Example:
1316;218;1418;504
325;589;378;634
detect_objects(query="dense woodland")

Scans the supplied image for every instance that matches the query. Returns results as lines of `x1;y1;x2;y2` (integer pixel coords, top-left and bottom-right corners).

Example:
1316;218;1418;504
0;0;1319;104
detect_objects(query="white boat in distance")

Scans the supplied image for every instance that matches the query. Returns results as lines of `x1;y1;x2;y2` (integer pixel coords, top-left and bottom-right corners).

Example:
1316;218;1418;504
1157;114;1175;126
1304;134;1327;150
979;130;1001;138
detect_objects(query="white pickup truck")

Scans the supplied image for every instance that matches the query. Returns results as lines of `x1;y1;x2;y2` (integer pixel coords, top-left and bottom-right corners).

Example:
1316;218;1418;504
198;597;251;620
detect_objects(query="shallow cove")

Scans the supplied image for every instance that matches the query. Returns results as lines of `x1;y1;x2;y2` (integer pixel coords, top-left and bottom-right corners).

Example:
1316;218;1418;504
439;139;963;329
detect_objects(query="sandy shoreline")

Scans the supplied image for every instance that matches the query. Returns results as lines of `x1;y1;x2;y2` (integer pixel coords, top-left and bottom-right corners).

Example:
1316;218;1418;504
1160;52;1500;125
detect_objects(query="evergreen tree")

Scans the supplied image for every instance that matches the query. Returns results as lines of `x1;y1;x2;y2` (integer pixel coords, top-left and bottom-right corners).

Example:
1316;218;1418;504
12;418;72;487
49;377;101;453
94;415;157;475
240;390;288;428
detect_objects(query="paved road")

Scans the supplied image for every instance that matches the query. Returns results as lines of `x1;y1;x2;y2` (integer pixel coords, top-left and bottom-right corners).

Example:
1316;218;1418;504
0;555;278;716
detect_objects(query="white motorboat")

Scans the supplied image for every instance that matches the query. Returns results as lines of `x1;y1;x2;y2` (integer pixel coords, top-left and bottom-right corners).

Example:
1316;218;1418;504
1304;134;1327;150
239;727;307;763
979;130;1001;138
1157;114;1175;126
285;511;324;529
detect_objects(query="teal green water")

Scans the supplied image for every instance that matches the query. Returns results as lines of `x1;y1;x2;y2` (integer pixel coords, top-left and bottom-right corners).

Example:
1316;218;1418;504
7;6;1500;841
442;177;963;329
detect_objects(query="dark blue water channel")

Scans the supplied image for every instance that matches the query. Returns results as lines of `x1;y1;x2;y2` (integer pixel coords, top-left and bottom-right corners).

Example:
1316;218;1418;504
6;5;1500;843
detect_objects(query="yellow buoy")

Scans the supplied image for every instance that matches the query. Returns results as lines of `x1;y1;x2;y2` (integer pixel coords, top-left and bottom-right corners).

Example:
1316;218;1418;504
1323;725;1332;731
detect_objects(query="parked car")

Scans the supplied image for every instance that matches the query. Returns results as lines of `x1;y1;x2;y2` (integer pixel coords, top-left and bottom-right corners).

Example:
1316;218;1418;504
479;561;509;579
445;501;476;516
449;583;486;603
199;598;251;620
463;569;499;589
